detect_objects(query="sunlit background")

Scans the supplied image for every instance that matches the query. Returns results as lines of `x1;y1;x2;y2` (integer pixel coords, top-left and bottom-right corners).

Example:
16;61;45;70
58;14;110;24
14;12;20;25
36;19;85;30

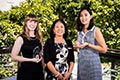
0;0;25;11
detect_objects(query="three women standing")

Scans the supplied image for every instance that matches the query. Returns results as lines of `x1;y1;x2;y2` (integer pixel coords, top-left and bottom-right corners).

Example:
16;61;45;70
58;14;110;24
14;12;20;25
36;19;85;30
11;6;107;80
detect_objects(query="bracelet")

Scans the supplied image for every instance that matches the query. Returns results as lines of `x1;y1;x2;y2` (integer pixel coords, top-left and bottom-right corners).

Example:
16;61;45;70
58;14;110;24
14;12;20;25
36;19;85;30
55;72;60;77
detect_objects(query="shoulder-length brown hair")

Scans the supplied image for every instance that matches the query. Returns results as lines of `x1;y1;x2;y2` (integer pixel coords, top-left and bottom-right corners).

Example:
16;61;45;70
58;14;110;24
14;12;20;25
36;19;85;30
22;13;42;43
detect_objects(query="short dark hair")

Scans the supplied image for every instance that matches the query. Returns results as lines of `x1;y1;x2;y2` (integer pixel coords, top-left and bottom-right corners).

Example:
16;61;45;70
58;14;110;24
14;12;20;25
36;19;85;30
50;19;68;39
77;6;94;31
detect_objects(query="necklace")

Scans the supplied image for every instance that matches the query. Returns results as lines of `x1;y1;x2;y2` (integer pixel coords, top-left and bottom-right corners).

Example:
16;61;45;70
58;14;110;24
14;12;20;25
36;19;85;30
54;37;65;43
30;37;37;40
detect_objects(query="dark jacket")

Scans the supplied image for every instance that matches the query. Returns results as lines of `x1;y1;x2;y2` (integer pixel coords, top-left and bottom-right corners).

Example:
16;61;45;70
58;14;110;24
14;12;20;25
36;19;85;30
43;38;74;73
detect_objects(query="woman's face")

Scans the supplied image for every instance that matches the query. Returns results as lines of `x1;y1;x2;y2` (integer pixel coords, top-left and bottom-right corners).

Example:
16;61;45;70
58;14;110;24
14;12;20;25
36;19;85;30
80;9;92;26
53;21;65;37
26;20;38;31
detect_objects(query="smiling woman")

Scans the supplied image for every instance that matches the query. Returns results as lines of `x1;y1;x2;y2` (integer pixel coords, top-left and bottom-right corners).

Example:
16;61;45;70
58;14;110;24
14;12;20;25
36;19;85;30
44;19;75;80
11;13;44;80
0;0;25;11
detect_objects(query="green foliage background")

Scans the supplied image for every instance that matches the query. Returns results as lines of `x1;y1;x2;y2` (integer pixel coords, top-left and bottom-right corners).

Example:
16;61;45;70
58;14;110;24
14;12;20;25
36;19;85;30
0;0;120;79
0;0;120;49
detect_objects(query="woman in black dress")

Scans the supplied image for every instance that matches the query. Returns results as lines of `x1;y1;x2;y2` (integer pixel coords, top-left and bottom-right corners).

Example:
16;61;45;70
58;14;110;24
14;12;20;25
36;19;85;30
11;13;44;80
44;19;74;80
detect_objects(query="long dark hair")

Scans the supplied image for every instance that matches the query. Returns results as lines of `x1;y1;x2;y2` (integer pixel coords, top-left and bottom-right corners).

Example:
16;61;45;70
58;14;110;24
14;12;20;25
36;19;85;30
77;6;94;31
50;19;68;39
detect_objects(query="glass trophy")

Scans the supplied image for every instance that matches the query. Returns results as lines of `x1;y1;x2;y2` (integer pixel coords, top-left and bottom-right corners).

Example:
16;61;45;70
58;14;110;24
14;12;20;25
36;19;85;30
33;46;42;59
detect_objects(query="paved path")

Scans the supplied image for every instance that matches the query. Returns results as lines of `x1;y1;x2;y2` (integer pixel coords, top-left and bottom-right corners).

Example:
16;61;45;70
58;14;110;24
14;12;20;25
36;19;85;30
1;76;16;80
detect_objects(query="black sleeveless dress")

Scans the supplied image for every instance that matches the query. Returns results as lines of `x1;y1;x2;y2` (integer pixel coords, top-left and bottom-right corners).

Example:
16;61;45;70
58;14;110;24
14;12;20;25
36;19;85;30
17;35;44;80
